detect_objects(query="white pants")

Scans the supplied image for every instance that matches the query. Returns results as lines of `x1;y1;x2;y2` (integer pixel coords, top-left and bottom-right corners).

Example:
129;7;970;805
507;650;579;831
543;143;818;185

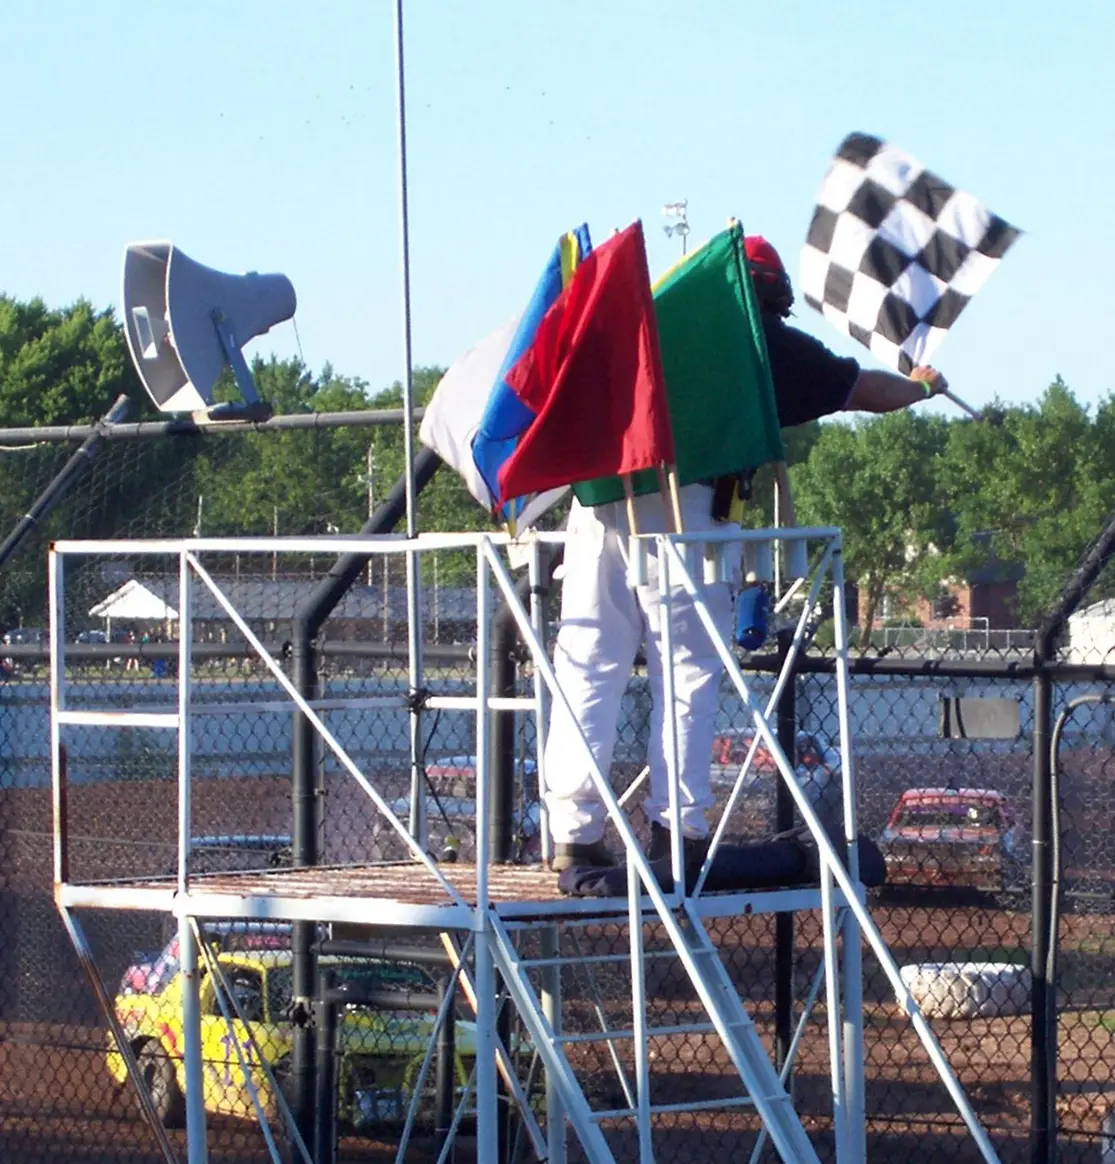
544;484;735;844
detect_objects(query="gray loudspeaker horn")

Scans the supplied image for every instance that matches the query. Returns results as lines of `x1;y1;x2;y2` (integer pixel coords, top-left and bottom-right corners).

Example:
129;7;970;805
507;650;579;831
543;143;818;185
122;242;296;420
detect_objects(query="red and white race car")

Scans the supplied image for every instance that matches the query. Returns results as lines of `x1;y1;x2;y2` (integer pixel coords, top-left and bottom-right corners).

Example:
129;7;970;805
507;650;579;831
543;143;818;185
878;787;1025;892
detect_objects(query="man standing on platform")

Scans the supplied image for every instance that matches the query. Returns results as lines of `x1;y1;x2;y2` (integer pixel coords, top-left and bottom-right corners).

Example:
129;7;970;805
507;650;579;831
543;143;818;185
548;235;949;874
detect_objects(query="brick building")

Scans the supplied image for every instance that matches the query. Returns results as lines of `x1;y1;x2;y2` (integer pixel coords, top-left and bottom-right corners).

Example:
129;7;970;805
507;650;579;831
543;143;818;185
856;538;1023;632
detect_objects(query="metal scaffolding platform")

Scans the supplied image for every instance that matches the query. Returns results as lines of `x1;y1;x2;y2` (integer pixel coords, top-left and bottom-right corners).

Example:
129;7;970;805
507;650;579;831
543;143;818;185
57;861;843;925
48;529;1004;1164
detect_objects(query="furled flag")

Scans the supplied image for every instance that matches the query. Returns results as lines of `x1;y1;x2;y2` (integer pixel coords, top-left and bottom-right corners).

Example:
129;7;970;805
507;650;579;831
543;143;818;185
417;318;572;530
418;316;520;509
573;221;785;507
800;132;1021;373
493;220;675;508
470;225;593;521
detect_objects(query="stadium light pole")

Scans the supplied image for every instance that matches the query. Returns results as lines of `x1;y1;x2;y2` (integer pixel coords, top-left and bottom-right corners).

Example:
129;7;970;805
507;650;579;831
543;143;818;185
662;199;690;256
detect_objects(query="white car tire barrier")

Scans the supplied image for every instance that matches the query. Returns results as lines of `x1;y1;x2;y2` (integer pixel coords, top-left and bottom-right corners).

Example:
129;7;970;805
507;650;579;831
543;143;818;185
899;962;1032;1019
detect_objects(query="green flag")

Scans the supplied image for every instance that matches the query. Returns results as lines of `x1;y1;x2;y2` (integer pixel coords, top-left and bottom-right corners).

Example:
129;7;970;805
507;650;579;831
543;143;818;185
571;222;784;508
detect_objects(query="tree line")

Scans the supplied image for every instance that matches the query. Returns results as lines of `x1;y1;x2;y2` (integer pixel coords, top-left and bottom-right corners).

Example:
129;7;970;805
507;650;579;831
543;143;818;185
786;378;1115;628
2;293;1113;633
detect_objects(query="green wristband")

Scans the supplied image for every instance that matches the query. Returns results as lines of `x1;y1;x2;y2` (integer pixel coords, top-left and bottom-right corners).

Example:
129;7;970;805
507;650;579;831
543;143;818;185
922;381;934;398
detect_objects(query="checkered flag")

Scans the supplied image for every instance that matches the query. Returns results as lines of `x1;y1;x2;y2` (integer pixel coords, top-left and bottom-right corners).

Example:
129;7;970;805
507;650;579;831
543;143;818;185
801;133;1020;373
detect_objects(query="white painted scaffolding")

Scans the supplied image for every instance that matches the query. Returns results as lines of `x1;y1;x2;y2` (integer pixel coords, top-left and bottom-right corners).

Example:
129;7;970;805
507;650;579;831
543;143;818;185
49;528;1004;1164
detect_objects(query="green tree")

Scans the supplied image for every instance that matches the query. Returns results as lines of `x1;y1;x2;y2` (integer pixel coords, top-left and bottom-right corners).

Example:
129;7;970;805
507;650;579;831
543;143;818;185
937;379;1115;623
0;295;191;629
343;366;487;589
0;295;147;425
741;418;824;527
791;410;949;642
195;357;380;538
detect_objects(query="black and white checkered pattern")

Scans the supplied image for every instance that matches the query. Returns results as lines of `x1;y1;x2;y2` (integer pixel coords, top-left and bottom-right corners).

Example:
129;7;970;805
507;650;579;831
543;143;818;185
800;133;1020;374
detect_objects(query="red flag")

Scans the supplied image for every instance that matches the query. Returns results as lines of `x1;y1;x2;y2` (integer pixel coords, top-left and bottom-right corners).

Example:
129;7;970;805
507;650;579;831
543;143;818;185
495;221;674;506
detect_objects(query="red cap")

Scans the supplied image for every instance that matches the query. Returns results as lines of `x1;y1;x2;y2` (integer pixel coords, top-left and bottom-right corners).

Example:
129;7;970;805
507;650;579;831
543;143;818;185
744;235;788;278
743;234;794;316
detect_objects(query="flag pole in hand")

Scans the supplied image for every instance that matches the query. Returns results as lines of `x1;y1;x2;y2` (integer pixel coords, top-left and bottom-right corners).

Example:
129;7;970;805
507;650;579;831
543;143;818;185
940;388;983;421
912;366;984;422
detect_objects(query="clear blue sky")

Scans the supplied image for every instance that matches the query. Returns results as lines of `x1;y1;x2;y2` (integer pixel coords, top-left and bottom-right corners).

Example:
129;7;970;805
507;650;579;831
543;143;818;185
1;0;1110;415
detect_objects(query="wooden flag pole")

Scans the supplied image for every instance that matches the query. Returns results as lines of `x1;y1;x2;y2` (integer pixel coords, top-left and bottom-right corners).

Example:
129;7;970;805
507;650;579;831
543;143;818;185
773;459;810;587
657;464;684;534
623;474;650;587
772;462;797;528
669;467;684;533
622;474;640;536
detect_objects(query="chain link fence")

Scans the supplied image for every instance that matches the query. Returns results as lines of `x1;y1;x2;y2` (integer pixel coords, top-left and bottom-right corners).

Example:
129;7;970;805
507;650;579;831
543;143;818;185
2;414;1114;1162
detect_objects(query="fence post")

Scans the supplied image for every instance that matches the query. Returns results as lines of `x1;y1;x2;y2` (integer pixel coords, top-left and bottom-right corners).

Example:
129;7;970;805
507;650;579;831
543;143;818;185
1031;665;1055;1164
435;971;457;1161
488;568;542;1164
489;613;518;866
314;967;338;1164
289;444;443;1159
1027;504;1115;1164
290;632;319;1155
489;567;541;864
775;627;796;1075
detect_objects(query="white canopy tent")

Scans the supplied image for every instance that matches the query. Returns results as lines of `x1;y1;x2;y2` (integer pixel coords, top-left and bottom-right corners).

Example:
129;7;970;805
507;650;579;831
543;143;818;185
88;579;178;637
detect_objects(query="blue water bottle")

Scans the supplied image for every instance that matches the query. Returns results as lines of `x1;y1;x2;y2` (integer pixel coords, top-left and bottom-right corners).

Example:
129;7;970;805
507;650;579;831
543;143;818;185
735;584;769;651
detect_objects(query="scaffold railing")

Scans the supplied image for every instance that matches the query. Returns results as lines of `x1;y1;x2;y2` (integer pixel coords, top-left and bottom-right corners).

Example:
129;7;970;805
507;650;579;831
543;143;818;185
47;528;1004;1164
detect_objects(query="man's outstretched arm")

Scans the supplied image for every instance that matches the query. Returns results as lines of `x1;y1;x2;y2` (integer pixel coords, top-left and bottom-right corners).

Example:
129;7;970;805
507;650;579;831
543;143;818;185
845;365;947;413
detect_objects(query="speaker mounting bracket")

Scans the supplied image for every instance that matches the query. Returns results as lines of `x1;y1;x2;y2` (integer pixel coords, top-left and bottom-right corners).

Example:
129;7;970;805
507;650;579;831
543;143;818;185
209;311;273;423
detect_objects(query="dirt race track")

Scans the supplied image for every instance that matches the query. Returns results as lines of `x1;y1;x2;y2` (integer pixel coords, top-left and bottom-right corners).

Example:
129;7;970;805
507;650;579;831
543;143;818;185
2;767;1115;1162
0;1020;1106;1163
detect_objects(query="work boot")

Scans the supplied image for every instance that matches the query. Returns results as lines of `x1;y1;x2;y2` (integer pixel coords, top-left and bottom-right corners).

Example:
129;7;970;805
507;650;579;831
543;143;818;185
646;822;711;889
551;838;617;873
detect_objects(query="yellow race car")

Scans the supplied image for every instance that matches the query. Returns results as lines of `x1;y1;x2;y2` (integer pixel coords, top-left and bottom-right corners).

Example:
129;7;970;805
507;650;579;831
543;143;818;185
108;938;476;1129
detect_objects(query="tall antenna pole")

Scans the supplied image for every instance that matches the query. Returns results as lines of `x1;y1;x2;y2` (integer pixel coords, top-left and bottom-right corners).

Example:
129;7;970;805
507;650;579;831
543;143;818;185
394;0;427;846
366;443;375;584
394;0;417;537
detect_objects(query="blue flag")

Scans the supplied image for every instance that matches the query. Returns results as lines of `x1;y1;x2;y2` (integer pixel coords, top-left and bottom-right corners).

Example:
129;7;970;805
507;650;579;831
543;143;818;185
471;224;592;519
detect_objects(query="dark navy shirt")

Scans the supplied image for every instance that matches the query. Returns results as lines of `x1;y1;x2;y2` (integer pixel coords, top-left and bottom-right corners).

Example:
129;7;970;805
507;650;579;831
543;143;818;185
762;315;861;428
